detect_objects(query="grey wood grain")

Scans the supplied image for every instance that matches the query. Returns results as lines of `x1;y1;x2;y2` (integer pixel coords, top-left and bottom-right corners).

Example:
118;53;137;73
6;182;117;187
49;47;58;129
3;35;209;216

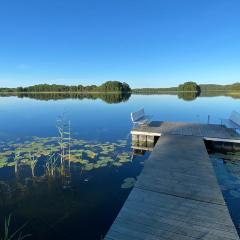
104;135;239;240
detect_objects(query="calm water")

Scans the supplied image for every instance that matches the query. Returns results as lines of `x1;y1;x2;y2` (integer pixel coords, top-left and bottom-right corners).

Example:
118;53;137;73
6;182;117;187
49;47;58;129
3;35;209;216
0;93;240;238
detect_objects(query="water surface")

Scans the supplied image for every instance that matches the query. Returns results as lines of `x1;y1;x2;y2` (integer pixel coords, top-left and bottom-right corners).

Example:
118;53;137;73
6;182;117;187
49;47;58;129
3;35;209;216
0;93;240;238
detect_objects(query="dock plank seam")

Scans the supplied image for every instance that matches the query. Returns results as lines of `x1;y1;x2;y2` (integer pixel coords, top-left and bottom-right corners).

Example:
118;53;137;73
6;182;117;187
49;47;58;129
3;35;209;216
105;127;240;240
134;185;226;207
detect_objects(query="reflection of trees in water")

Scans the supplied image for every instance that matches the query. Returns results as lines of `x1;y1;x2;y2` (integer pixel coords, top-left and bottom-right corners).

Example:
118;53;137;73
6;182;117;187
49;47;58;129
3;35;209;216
1;91;240;101
200;91;240;99
178;91;240;100
177;91;199;101
0;92;132;103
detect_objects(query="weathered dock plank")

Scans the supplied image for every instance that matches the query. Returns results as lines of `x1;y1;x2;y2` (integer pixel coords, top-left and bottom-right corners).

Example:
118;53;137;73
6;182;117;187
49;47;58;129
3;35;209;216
104;135;239;240
136;136;224;204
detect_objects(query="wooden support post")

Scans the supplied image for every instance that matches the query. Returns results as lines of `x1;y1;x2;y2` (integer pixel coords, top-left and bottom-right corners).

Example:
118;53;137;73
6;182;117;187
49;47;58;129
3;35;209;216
233;143;240;151
147;135;155;148
147;135;154;143
132;134;139;147
139;135;147;147
132;134;139;142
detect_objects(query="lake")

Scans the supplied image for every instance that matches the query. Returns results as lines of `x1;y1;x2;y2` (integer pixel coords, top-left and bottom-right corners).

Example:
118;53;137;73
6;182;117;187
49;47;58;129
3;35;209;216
0;93;240;239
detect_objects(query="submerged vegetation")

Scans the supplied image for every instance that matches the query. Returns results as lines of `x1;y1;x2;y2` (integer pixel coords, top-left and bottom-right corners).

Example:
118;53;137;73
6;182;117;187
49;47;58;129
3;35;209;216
0;136;132;179
121;177;136;189
0;114;136;210
0;115;139;238
0;114;140;239
211;152;240;199
0;111;134;198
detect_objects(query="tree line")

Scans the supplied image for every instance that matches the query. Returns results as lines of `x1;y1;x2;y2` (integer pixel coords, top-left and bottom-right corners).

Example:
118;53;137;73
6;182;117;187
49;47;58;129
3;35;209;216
0;81;131;93
199;83;240;91
1;81;240;94
132;82;240;93
132;82;200;93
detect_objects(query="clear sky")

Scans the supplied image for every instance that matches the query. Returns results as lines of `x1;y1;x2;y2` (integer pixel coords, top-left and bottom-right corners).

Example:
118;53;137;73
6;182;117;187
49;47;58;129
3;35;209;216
0;0;240;88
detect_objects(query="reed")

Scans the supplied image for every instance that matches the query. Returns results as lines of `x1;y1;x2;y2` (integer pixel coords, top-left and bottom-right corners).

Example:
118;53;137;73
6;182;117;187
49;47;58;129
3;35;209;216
45;153;58;176
1;214;31;240
56;113;71;170
14;151;21;176
29;152;37;177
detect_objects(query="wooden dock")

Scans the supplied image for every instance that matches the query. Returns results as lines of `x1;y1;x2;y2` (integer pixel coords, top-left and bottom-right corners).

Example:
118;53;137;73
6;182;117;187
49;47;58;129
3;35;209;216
131;121;240;138
104;122;240;240
131;121;240;151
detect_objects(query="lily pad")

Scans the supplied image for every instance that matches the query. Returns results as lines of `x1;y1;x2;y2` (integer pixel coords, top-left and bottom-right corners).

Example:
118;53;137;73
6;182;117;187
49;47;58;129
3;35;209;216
112;162;122;167
84;163;94;171
121;178;136;189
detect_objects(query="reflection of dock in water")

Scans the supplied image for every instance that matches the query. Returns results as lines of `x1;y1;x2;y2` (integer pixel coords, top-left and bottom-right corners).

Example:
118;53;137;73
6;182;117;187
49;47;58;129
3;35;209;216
105;121;240;240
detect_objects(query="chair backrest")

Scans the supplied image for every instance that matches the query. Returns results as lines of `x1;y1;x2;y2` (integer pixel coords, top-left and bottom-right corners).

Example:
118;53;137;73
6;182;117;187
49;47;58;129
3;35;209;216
229;111;240;126
131;108;145;122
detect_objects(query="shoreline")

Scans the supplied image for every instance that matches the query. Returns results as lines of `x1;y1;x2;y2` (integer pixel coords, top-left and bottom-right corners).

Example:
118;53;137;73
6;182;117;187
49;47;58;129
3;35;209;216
0;90;239;94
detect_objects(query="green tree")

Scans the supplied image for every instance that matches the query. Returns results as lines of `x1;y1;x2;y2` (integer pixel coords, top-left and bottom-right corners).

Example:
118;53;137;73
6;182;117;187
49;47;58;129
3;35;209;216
178;82;200;92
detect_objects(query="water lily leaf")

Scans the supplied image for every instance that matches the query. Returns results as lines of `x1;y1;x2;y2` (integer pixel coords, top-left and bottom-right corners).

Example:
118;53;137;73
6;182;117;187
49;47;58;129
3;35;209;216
112;162;122;167
0;158;9;168
84;163;94;171
1;151;14;156
94;163;101;168
85;150;97;159
0;136;132;172
121;178;136;189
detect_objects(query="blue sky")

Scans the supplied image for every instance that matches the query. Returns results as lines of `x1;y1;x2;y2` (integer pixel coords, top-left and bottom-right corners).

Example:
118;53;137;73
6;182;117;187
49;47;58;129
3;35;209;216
0;0;239;88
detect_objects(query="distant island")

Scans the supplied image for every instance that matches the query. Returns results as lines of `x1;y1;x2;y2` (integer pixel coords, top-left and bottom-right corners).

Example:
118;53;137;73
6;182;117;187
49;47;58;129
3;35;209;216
0;81;131;93
133;81;240;94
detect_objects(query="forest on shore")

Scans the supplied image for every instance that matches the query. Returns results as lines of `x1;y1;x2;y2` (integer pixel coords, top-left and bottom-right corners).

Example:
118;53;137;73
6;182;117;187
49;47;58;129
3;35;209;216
0;81;240;94
132;82;240;94
0;81;131;93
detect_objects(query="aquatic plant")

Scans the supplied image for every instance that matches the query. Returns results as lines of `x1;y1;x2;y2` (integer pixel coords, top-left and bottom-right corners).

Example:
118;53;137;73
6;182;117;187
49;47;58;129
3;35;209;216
84;163;94;171
211;153;240;203
68;120;71;168
56;114;71;168
112;162;122;167
28;152;38;177
14;151;21;175
45;153;59;176
1;215;31;240
117;152;131;163
0;137;131;171
0;133;133;190
121;178;136;189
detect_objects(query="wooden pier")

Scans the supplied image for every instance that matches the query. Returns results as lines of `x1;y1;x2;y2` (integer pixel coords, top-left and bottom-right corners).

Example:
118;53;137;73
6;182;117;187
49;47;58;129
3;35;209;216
104;121;240;240
131;121;240;151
